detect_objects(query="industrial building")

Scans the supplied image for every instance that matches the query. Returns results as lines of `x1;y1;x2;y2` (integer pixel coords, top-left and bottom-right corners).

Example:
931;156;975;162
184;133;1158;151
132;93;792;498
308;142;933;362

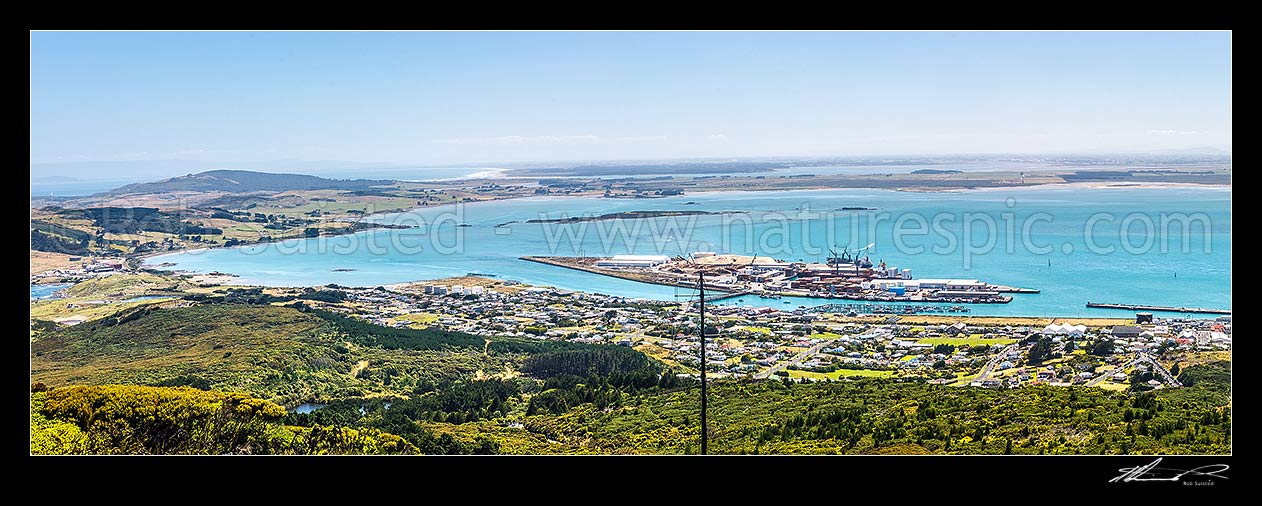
595;254;672;269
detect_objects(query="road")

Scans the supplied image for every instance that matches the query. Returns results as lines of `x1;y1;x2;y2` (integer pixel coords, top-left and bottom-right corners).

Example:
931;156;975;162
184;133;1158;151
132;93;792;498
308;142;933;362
1083;353;1181;387
754;339;835;379
1085;356;1141;387
972;344;1019;383
1137;352;1182;386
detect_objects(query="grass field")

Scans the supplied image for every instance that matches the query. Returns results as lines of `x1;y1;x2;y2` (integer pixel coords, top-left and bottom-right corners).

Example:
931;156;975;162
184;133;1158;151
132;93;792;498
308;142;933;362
394;312;441;326
915;336;1018;346
64;273;188;298
634;341;693;372
30;299;171;326
31;273;194;322
30;251;84;275
245;191;420;219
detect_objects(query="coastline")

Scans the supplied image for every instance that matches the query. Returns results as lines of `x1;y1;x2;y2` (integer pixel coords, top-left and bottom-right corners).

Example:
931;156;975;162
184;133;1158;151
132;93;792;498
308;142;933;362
967;181;1232;192
131;178;1231;269
31;175;1218;302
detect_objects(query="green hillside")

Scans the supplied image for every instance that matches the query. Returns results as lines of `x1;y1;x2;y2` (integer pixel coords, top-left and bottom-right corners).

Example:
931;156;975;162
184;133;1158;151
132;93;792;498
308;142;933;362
511;366;1231;455
106;169;393;194
30;301;1229;455
30;303;518;406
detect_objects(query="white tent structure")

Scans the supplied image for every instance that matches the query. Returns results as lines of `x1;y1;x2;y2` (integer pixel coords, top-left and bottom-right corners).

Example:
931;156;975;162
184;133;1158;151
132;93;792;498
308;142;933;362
1041;323;1086;338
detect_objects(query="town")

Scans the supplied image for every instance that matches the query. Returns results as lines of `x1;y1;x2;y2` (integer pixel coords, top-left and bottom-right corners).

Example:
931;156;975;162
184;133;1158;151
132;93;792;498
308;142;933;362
300;276;1228;393
30;252;1230;396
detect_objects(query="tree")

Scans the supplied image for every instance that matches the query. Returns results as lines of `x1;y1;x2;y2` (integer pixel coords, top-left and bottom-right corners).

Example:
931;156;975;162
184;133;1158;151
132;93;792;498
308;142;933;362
1088;339;1115;356
1170;363;1181;376
34;385;298;454
1027;337;1054;365
1156;340;1177;356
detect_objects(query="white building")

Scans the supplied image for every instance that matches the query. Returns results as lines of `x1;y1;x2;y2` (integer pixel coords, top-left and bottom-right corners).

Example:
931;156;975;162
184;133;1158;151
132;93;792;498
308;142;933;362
1042;323;1086;338
595;255;672;268
914;279;987;290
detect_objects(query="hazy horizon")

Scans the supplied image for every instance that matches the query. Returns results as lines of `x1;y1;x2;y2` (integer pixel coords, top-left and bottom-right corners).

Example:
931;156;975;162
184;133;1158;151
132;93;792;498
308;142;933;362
28;148;1233;183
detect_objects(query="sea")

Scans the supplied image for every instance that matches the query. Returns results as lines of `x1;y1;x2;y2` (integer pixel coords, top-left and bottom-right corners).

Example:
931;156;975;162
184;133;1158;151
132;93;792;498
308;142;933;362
143;185;1230;318
30;283;72;300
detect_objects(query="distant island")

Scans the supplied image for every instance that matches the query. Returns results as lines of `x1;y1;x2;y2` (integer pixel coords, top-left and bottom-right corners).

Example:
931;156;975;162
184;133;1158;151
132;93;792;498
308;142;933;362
525;210;742;224
506;161;790;177
911;169;963;175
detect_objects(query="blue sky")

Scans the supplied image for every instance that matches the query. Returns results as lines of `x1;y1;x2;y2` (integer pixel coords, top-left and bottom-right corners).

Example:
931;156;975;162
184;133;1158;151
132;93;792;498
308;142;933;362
30;31;1231;174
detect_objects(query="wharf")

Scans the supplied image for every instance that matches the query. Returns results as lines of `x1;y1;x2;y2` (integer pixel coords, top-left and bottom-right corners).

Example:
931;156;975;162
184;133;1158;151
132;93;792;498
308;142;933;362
1085;302;1230;315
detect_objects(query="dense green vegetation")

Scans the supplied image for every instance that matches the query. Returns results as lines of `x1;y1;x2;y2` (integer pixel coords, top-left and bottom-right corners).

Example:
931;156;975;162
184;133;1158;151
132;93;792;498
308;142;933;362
30;303;533;406
33;304;347;405
303;305;485;351
30;220;92;254
57;207;223;235
30;302;665;408
31;302;1229;455
1178;362;1231;392
30;385;415;454
522;346;661;378
30;229;89;254
31;219;93;242
296;289;348;302
511;362;1231;455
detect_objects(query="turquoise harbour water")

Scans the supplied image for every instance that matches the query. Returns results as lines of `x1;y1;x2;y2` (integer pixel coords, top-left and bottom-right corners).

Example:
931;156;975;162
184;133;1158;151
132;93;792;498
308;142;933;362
146;186;1231;317
30;283;71;300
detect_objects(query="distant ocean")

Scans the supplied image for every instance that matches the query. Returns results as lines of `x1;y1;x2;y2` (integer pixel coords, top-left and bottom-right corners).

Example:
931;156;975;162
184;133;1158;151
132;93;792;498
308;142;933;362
146;185;1231;318
30;177;150;197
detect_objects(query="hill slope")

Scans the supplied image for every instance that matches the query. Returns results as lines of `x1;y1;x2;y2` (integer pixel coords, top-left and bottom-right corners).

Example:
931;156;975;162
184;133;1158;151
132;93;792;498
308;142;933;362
27;301;562;403
105;169;394;194
30;303;527;406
